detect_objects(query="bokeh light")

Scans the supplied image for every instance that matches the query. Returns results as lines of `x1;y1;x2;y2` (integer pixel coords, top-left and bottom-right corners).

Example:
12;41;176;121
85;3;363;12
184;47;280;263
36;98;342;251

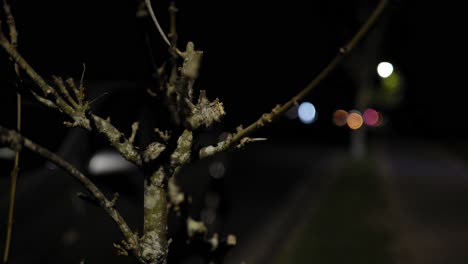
377;62;394;78
363;108;379;126
209;161;226;179
89;151;134;175
0;147;15;160
376;112;384;127
298;102;317;124
347;111;363;130
333;109;348;126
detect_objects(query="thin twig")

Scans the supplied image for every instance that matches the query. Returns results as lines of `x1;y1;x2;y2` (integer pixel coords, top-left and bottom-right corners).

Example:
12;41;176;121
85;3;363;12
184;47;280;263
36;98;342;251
129;122;139;144
2;0;16;47
3;102;20;264
168;2;177;48
0;34;144;165
167;1;178;84
2;0;20;262
77;63;86;105
80;63;86;87
145;0;171;46
0;127;142;261
0;31;51;96
53;76;80;109
198;0;389;160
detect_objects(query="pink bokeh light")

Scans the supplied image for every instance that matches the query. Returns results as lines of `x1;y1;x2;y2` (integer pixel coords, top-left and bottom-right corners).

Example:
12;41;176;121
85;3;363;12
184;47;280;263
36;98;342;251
363;108;379;126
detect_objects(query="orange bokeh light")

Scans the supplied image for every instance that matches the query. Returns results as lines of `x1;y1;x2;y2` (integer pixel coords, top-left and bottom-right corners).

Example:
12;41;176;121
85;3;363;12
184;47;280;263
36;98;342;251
347;111;363;130
333;110;348;127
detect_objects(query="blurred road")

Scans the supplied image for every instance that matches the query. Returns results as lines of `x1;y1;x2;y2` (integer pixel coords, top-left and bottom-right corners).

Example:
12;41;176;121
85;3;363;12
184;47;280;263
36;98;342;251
227;140;468;264
3;137;468;263
377;140;468;264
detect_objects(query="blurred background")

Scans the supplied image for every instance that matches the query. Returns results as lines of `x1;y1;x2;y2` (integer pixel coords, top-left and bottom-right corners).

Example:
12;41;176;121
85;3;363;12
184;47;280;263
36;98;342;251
1;0;467;263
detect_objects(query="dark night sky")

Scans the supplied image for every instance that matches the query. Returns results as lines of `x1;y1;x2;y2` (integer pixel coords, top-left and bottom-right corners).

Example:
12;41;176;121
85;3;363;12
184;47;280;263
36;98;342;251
1;1;468;263
1;0;466;141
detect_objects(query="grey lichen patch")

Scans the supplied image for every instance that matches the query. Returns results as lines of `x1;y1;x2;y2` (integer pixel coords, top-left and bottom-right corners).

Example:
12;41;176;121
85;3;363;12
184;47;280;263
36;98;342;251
168;177;184;212
92;115;142;165
129;122;139;144
226;234;237;246
139;231;163;263
208;233;219;251
92;116;119;141
207;233;236;251
257;105;281;127
159;41;213;130
271;104;282;114
109;193;119;207
199;135;266;160
180;42;203;80
170;130;193;166
199;137;229;160
199;145;219;160
187;217;207;238
142;167;168;263
65;113;91;129
113;242;129;256
143;142;166;163
144;184;160;210
200;146;215;157
187;90;225;129
154;128;171;142
259;113;272;127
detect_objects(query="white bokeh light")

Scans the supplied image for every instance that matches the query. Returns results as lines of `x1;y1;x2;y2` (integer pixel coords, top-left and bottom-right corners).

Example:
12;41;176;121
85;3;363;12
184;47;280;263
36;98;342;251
298;102;317;124
89;151;134;175
0;147;15;160
377;62;394;78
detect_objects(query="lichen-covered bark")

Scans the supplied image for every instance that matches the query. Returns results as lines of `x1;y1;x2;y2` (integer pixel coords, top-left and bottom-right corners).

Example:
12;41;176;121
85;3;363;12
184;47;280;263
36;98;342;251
91;115;142;165
168;176;184;212
187;90;225;129
170;130;192;167
143;142;166;163
140;167;168;263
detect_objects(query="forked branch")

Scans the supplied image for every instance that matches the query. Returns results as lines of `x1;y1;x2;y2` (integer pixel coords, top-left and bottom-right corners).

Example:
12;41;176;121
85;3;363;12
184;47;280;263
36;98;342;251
0;32;146;165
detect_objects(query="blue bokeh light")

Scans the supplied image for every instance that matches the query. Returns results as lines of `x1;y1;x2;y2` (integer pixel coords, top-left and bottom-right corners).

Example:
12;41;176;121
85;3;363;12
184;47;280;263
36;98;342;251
298;102;317;124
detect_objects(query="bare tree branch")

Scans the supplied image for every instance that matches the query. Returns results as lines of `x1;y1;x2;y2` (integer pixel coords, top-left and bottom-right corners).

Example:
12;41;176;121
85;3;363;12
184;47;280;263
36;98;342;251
170;130;193;167
0;126;143;262
198;0;389;160
145;0;170;46
0;32;146;165
2;0;20;262
91;115;142;165
1;0;17;49
140;166;168;263
0;1;390;263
